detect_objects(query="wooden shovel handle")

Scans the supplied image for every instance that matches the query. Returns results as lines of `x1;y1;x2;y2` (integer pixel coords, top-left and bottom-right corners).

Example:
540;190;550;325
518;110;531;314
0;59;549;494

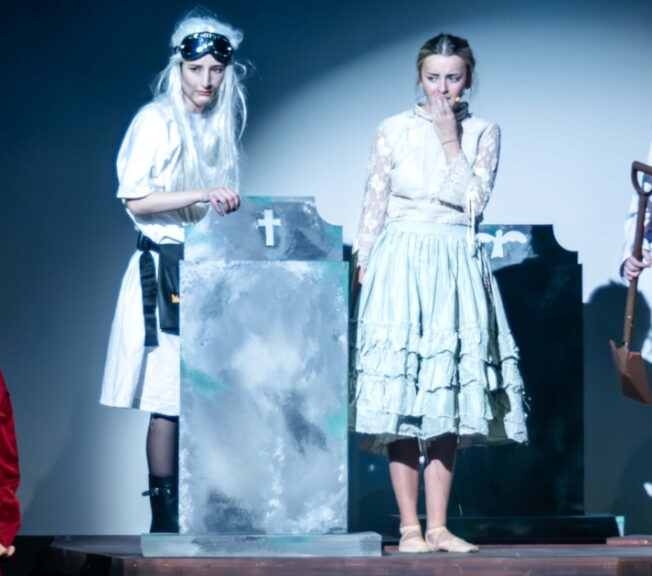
631;161;652;196
623;161;652;345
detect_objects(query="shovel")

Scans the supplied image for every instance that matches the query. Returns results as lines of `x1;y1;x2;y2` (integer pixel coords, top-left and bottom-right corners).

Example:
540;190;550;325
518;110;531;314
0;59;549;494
609;160;652;405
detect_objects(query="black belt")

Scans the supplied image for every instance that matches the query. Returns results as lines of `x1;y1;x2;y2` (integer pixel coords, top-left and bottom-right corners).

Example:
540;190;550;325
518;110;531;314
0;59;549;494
137;234;184;347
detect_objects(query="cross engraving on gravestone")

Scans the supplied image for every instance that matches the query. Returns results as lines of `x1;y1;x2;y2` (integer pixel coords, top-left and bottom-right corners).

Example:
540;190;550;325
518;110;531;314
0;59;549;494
257;209;282;247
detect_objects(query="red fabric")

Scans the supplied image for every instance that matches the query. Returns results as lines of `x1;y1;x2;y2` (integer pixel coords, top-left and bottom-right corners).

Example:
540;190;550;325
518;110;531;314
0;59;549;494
0;369;20;549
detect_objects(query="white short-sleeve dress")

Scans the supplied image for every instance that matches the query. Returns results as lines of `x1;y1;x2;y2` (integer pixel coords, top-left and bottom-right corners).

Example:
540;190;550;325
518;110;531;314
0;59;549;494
352;104;528;450
101;101;204;417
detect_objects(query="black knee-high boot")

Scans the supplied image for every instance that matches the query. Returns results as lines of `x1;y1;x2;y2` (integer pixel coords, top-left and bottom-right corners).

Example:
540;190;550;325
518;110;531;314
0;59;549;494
144;475;179;533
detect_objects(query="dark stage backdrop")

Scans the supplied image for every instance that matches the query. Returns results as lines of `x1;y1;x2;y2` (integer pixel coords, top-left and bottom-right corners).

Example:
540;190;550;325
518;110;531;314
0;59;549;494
1;0;651;534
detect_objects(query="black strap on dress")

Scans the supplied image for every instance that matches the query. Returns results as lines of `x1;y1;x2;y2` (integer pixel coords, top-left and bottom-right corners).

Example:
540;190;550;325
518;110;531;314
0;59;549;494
137;234;161;347
137;234;184;347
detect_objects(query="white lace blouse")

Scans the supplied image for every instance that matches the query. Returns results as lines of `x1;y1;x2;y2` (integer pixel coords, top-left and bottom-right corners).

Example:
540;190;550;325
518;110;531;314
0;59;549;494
355;104;501;269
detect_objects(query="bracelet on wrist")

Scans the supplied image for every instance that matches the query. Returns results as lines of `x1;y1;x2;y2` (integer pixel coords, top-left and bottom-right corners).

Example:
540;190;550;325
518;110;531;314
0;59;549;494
441;138;458;146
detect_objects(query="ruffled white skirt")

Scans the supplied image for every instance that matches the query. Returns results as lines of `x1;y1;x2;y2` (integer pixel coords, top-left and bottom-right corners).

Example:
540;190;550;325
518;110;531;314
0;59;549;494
351;222;528;451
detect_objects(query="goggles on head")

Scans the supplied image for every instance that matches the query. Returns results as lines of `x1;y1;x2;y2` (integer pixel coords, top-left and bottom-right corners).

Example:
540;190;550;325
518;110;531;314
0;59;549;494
176;32;233;64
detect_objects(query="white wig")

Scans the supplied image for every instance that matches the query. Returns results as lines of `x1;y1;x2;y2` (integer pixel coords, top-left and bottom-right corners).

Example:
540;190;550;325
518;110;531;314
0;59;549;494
152;8;247;222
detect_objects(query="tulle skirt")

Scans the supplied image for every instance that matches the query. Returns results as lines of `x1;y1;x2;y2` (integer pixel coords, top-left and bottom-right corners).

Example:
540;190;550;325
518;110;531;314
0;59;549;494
351;222;528;452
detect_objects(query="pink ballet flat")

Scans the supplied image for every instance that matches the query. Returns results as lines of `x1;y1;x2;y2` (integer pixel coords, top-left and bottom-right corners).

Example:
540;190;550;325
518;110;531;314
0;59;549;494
398;524;430;553
425;526;479;553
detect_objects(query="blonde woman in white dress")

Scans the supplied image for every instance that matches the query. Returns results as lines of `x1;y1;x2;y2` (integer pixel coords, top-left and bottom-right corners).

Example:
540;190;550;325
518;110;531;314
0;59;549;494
352;33;528;553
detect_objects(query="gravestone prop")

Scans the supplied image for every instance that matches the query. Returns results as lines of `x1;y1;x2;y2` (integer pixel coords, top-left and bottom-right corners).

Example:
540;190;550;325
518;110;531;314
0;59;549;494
178;197;349;536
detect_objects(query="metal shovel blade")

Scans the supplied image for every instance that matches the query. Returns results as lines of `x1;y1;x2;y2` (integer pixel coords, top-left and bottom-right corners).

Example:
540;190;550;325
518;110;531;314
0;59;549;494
609;340;652;405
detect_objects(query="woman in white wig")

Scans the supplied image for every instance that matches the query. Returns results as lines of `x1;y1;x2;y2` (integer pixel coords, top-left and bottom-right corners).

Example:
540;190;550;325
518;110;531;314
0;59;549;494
101;8;247;532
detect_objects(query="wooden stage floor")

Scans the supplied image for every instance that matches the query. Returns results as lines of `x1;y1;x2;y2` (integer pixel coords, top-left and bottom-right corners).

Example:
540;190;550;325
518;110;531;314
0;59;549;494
10;535;651;576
